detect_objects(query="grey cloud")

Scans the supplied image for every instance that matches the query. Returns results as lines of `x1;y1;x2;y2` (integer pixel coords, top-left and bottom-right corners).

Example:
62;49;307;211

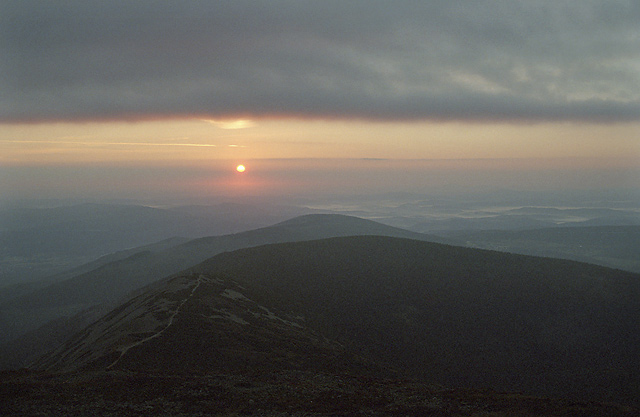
1;0;639;123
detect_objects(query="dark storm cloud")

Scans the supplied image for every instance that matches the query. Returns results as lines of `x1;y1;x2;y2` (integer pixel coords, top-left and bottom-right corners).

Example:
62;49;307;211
1;0;639;123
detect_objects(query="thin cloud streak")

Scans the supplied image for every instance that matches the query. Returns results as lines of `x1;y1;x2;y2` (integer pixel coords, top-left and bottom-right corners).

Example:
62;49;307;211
0;140;217;147
2;1;639;124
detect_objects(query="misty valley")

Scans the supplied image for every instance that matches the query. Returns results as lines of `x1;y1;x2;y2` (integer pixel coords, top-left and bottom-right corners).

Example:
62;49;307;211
1;196;639;416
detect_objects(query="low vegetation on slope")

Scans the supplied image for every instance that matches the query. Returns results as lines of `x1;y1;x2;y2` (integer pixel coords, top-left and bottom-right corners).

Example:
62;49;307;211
192;236;640;405
31;235;640;409
1;370;637;417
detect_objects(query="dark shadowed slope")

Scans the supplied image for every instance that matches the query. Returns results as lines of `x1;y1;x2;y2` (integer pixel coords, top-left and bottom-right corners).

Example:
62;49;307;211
34;273;381;377
35;236;640;406
3;370;636;417
0;214;452;366
196;237;640;405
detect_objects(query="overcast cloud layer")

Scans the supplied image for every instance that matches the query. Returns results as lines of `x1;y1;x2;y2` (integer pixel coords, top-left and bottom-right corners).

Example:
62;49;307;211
2;1;639;123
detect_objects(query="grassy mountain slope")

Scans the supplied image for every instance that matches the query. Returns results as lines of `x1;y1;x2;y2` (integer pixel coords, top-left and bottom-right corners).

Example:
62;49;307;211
192;236;640;405
34;236;640;406
2;370;637;416
34;273;380;377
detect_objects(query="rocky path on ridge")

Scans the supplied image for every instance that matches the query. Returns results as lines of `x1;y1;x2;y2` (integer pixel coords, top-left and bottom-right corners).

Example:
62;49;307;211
107;275;204;369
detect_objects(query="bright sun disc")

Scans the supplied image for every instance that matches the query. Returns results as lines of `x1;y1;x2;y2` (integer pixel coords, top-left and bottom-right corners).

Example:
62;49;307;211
236;164;246;173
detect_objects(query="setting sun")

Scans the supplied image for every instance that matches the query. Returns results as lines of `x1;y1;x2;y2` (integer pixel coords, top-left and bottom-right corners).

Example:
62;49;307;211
236;164;246;173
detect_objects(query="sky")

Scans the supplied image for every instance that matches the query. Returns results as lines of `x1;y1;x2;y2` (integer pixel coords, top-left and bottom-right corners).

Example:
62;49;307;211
1;1;639;203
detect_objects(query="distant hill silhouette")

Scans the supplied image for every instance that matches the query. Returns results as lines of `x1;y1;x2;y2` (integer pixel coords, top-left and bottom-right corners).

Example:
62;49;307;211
0;202;320;285
454;225;640;273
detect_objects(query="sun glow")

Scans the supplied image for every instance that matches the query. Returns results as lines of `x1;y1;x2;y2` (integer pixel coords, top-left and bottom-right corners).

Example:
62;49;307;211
202;119;255;129
236;164;246;173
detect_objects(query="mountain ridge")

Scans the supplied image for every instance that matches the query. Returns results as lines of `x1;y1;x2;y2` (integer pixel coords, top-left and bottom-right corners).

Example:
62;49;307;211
0;214;452;368
33;235;640;406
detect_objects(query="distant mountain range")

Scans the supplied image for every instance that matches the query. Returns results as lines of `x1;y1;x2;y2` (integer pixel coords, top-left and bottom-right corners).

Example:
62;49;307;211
452;225;640;273
406;206;640;233
3;201;638;289
0;202;324;285
33;235;640;406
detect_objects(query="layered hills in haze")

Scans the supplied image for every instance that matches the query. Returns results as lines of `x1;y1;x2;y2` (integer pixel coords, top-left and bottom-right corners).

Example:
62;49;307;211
0;202;322;286
451;225;640;273
0;214;453;366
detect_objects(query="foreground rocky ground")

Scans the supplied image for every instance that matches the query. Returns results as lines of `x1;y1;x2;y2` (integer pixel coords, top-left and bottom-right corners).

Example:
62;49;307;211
1;370;637;417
